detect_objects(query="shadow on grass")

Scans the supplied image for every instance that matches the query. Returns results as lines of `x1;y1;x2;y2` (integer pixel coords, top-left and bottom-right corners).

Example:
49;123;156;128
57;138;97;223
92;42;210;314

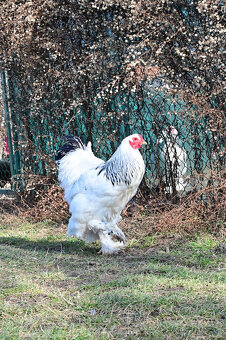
0;235;173;262
0;236;225;289
0;236;224;273
0;236;99;255
0;235;183;270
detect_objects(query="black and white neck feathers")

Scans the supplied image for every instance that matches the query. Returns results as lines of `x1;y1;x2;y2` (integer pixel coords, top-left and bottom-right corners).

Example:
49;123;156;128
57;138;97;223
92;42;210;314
97;138;145;186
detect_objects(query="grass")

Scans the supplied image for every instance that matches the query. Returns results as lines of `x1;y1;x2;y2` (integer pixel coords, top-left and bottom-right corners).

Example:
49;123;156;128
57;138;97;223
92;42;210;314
0;217;225;339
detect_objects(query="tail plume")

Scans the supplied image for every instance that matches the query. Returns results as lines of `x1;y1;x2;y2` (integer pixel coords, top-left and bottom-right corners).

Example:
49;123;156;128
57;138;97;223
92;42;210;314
56;136;85;161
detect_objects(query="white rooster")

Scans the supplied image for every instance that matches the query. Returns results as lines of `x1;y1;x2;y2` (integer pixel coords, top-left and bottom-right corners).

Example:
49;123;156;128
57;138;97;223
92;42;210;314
160;126;187;193
56;134;146;254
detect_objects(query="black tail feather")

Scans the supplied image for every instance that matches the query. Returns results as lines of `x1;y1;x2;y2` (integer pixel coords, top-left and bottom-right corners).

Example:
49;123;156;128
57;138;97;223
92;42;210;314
55;136;85;161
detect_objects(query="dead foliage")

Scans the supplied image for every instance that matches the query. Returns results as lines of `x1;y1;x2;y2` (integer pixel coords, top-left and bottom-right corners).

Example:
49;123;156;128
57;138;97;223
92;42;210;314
1;172;224;239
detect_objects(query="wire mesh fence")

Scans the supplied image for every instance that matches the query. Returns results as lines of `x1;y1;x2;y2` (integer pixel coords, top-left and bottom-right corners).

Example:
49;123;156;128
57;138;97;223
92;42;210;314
0;0;225;230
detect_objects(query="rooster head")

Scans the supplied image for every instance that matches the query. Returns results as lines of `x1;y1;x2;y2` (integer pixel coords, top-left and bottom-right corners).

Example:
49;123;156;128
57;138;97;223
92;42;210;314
128;134;147;149
167;126;178;137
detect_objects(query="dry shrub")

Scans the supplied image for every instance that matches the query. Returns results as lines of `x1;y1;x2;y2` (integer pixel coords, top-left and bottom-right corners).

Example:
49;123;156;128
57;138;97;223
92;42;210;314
12;174;70;223
0;174;68;223
121;175;225;238
21;184;70;223
0;172;223;239
149;190;225;235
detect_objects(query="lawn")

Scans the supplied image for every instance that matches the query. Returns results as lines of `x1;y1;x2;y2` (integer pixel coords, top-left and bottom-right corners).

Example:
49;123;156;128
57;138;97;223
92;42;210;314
0;217;225;339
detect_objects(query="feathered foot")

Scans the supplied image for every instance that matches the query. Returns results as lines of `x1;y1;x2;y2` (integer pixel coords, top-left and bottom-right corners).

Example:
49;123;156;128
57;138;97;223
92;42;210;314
88;220;126;244
106;228;126;244
99;232;125;255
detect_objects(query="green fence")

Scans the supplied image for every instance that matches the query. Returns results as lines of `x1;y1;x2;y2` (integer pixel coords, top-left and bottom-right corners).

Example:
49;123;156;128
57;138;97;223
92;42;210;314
0;68;224;198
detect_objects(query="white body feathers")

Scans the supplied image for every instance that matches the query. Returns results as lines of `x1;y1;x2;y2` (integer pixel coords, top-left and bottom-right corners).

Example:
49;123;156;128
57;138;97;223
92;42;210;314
57;135;145;254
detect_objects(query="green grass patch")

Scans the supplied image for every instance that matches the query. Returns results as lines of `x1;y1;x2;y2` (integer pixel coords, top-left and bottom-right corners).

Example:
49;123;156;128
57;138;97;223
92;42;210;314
0;218;225;339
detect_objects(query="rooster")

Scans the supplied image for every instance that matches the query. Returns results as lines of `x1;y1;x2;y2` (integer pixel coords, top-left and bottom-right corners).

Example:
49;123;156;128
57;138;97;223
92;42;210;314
160;126;187;193
56;134;146;254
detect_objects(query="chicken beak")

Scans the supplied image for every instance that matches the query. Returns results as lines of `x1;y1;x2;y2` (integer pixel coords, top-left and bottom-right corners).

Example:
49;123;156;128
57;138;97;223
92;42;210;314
141;140;147;145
